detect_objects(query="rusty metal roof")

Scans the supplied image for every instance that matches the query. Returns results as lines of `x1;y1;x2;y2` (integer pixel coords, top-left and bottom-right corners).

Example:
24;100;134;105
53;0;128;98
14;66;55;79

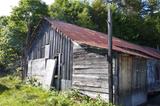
44;17;160;59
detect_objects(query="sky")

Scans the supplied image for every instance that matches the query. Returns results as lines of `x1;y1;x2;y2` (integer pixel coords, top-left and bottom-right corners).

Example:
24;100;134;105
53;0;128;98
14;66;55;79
0;0;54;16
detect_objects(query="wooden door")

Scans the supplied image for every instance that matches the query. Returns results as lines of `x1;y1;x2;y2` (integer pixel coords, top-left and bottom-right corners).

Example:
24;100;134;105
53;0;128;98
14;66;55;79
131;58;147;106
119;55;132;106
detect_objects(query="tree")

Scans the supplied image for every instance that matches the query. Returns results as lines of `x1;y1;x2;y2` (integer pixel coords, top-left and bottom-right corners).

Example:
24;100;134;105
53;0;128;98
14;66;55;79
0;16;15;69
0;0;49;71
76;7;96;29
91;0;108;32
140;13;160;47
49;0;96;29
10;0;48;28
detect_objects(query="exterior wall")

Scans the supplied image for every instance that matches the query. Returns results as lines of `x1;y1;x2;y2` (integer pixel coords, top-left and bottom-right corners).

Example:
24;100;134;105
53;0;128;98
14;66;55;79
147;59;160;92
72;43;147;106
147;59;157;90
72;43;118;102
119;55;147;106
27;20;73;90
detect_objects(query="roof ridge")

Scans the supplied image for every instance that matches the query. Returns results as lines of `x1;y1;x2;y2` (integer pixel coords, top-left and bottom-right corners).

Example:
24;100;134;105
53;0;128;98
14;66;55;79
40;17;160;59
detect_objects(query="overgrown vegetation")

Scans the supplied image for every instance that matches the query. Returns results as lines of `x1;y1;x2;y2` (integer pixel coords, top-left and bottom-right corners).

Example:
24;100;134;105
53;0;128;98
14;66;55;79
0;76;114;106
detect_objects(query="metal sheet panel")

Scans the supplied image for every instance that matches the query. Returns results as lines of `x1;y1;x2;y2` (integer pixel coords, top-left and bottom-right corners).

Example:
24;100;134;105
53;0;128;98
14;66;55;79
27;17;160;59
44;59;56;89
45;18;160;59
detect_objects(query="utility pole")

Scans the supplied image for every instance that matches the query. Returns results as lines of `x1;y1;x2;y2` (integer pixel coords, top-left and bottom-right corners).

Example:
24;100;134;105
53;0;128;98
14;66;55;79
107;0;113;103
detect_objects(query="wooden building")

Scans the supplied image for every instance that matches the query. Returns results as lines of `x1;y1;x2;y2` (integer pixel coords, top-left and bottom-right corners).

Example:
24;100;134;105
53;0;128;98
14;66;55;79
24;17;160;106
144;47;160;93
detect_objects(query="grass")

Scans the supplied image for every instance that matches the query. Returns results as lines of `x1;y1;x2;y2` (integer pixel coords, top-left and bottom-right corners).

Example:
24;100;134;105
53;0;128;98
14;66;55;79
0;76;114;106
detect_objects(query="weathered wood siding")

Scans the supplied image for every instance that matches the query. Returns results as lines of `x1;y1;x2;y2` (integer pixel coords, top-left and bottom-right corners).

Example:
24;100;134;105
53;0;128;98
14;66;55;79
147;59;160;92
26;19;148;106
27;20;73;90
119;55;132;106
72;43;118;101
119;54;147;106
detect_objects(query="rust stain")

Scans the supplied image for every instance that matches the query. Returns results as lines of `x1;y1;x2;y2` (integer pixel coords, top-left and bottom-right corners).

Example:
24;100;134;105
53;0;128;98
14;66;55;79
44;17;160;59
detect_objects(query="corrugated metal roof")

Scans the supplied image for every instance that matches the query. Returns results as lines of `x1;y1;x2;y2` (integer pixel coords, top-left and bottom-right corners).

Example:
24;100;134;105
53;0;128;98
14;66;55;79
45;17;160;59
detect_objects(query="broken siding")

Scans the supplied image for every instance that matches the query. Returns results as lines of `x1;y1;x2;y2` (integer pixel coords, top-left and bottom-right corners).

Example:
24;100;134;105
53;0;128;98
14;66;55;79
72;43;117;101
27;21;73;89
27;58;56;89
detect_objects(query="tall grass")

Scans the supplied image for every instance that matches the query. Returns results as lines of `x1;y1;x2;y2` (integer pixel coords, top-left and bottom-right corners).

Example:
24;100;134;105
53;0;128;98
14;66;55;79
0;76;114;106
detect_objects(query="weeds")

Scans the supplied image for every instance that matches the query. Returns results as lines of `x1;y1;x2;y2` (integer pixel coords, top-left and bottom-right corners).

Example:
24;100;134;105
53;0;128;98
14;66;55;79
0;76;115;106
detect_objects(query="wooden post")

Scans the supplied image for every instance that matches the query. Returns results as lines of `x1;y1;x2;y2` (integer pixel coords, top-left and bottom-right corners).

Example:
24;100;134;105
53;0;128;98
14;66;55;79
107;2;113;103
57;53;61;90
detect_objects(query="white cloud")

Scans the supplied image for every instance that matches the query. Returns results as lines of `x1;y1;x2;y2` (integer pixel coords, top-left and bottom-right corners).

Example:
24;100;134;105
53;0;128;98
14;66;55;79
43;0;54;5
0;0;19;16
0;0;54;16
0;0;93;16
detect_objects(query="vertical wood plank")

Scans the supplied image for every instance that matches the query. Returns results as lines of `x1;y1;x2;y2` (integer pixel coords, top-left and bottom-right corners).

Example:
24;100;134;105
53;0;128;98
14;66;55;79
62;37;66;79
70;41;73;80
53;30;56;58
66;37;69;80
67;39;70;80
56;31;59;55
114;53;119;105
57;53;61;90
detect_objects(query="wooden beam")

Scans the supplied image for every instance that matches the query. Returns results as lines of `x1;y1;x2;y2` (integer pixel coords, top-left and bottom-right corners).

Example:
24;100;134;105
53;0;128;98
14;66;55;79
57;53;61;90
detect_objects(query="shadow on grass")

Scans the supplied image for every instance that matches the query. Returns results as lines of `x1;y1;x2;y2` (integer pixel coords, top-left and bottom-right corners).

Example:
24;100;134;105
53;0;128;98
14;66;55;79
0;71;12;77
0;84;9;94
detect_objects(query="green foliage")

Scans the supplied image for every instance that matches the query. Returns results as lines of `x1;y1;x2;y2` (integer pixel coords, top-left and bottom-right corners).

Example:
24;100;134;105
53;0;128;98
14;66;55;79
0;16;18;69
112;13;141;42
0;76;114;106
0;76;50;106
10;0;48;27
76;7;96;29
91;0;108;32
0;0;49;71
90;0;160;48
49;0;96;29
121;0;142;14
9;0;48;51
